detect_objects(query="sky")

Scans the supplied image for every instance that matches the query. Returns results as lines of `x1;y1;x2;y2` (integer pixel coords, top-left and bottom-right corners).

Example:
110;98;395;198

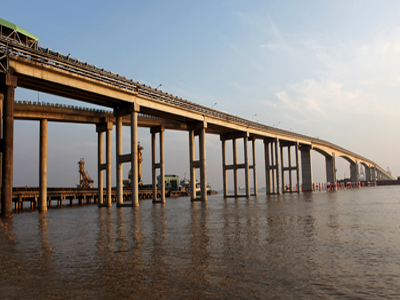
3;0;400;190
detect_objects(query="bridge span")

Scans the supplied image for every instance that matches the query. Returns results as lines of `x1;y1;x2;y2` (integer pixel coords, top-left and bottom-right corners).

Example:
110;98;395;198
0;27;394;217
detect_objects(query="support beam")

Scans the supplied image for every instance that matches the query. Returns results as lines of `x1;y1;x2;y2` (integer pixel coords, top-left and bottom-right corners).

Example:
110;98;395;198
1;74;17;218
39;119;47;212
300;145;313;192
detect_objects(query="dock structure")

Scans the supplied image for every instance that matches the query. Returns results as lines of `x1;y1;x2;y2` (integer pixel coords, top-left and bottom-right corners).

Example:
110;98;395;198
0;24;395;217
12;187;161;211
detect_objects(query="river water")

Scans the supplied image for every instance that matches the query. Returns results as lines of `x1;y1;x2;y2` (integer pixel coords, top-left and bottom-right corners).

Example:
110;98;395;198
1;186;400;299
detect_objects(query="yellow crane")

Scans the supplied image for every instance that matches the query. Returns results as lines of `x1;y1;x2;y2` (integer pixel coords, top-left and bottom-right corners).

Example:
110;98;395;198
77;158;94;188
123;143;143;187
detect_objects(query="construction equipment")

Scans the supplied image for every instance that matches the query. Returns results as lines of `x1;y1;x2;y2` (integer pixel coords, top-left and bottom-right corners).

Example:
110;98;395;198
123;143;144;187
77;158;94;189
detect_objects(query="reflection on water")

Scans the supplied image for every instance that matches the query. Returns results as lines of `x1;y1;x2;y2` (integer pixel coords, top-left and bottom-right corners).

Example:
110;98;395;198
1;186;400;299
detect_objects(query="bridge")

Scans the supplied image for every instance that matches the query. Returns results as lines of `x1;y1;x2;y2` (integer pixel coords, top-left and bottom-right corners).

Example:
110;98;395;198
0;21;394;217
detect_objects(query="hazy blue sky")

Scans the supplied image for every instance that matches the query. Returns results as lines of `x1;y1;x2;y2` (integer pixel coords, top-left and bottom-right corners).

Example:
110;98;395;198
4;0;400;190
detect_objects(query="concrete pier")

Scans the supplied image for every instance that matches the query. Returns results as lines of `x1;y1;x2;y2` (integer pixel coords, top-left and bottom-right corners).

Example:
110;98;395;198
325;154;336;183
280;142;300;193
97;121;112;207
244;135;250;198
39;119;47;212
199;126;207;202
251;138;257;196
350;162;359;182
300;145;313;191
189;122;207;201
364;166;371;182
221;133;256;197
116;115;123;206
221;139;227;198
130;103;140;207
151;126;165;203
97;129;104;206
1;74;17;218
233;138;238;196
264;138;281;195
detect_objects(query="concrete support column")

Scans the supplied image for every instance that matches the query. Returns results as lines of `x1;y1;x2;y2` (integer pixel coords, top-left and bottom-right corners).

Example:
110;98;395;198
364;166;371;181
0;92;2;206
280;144;285;193
251;138;257;196
280;143;299;193
97;131;104;206
288;146;293;192
131;106;139;207
39;119;47;213
300;145;313;191
275;141;281;195
189;129;196;201
152;130;157;201
151;126;165;203
365;166;371;182
350;162;359;182
96;120;112;207
325;154;336;183
244;135;250;198
106;126;112;206
160;129;165;203
295;142;300;193
222;139;227;198
232;138;238;196
116;116;123;206
199;126;207;201
264;140;271;194
371;167;377;181
189;122;207;201
1;74;17;218
263;139;280;195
